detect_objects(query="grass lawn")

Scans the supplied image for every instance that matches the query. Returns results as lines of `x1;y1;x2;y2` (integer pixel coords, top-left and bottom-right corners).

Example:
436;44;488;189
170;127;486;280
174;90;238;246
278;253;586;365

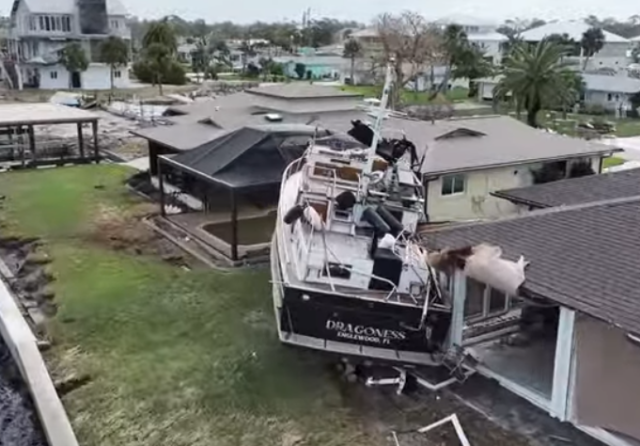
513;110;640;138
0;165;371;446
340;85;470;104
603;156;626;169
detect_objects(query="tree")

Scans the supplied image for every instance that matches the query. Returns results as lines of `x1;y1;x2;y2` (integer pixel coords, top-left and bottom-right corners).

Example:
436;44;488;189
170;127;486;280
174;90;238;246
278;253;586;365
59;42;89;89
343;38;362;84
581;27;605;70
258;57;275;80
440;24;469;92
144;43;172;94
452;46;493;97
190;36;211;80
239;40;256;73
142;18;177;52
375;11;442;108
493;41;572;127
294;62;306;79
99;36;129;91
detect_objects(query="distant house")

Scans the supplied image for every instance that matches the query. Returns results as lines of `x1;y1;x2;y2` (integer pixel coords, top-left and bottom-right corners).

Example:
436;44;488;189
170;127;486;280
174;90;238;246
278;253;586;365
476;73;640;114
416;115;620;222
520;20;631;71
5;0;132;90
435;14;507;65
423;193;640;446
272;55;345;80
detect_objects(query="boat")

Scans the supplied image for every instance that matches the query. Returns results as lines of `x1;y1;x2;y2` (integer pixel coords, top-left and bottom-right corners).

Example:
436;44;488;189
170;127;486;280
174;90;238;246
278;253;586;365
270;61;453;367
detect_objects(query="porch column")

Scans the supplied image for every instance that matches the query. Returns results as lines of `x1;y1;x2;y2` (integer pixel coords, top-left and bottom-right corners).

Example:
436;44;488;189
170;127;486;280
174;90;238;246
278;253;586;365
27;125;36;165
448;269;467;349
230;188;238;262
77;122;85;159
157;157;166;217
92;120;99;163
550;307;576;421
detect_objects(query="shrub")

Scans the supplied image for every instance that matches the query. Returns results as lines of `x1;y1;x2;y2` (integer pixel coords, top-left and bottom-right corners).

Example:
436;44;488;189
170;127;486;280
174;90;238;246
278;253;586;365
131;59;187;85
581;103;607;116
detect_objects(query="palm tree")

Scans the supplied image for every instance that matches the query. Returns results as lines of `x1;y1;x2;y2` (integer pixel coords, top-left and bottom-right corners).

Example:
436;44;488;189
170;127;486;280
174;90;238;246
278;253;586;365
581;27;605;71
342;38;362;84
493;40;571;128
99;36;129;91
440;24;469;92
59;42;89;89
144;43;172;95
142;18;177;52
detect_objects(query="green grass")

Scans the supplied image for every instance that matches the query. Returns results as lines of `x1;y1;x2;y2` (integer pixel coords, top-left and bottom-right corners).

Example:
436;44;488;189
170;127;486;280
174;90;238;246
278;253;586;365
603;156;626;169
340;85;470;104
0;165;372;446
510;110;640;138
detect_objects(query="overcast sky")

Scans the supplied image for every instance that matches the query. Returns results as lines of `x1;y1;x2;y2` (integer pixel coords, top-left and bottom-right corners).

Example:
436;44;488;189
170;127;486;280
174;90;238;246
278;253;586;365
1;0;638;24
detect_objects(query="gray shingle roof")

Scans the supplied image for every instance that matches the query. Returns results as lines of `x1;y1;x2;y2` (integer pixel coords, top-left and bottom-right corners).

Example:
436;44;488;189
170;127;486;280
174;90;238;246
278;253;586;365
419;116;620;175
494;168;640;208
421;197;640;334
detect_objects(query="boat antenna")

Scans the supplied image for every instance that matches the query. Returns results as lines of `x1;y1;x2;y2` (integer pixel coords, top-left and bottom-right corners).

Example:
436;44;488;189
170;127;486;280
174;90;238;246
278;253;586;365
362;56;395;189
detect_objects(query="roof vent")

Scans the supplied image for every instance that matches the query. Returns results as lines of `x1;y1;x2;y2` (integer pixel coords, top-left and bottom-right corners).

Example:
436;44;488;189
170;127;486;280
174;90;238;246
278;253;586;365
265;113;283;122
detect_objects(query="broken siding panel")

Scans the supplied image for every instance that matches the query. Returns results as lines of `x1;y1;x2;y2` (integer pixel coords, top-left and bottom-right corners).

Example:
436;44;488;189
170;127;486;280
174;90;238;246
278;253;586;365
573;314;640;441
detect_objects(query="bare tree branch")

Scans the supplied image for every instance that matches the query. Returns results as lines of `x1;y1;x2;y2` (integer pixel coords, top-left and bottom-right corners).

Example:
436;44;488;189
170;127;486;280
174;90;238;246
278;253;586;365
374;11;443;108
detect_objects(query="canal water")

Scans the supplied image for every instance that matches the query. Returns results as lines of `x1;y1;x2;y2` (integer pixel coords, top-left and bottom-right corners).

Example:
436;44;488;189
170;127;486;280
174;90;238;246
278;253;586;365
0;340;45;446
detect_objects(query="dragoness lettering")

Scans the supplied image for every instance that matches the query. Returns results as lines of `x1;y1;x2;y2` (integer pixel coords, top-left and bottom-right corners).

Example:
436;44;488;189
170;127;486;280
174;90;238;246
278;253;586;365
325;320;406;345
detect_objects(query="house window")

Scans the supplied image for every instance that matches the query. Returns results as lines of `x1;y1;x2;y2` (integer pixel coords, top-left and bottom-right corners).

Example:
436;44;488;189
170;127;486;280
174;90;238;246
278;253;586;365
441;174;465;195
114;70;121;78
50;71;58;79
465;278;512;320
44;16;51;31
39;16;45;30
607;93;613;101
111;19;119;29
63;16;71;32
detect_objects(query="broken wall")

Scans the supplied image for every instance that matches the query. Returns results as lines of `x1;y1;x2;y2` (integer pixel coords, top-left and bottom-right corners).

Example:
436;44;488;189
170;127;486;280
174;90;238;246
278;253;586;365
77;0;108;35
573;314;640;441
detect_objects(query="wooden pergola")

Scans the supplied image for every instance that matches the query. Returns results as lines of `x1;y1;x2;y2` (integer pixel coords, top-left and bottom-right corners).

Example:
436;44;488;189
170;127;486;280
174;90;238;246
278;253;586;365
0;103;100;166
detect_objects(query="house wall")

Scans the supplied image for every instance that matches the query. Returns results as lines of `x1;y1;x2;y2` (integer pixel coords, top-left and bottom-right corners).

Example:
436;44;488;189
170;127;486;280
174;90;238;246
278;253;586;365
572;314;640;442
425;157;601;222
284;62;342;79
35;63;129;89
38;64;69;89
584;90;634;112
478;81;496;100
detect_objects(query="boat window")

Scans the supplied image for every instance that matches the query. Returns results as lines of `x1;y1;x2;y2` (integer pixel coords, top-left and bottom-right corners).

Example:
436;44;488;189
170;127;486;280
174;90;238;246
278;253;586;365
321;262;351;279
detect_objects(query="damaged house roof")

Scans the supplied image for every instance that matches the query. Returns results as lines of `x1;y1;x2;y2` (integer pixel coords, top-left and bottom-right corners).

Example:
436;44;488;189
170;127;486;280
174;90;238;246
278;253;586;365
421;196;640;334
493;168;640;208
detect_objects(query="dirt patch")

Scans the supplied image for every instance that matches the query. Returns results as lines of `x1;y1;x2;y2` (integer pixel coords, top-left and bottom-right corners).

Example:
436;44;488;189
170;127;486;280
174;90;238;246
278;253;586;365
343;384;533;446
84;203;195;268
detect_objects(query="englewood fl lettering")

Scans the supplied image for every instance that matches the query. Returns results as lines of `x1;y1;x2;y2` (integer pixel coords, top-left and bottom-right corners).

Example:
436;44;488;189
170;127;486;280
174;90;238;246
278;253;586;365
325;320;406;345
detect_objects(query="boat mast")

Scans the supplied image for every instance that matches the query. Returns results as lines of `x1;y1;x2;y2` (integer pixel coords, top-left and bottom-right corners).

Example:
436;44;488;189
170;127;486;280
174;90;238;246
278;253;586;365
362;57;395;189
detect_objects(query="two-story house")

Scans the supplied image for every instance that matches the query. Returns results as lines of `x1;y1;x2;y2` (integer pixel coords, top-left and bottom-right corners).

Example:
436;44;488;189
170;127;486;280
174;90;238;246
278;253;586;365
520;20;631;71
435;14;507;65
5;0;131;90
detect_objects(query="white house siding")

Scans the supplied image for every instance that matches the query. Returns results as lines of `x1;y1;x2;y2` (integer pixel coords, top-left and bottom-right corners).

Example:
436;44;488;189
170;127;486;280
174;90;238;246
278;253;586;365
36;63;129;90
478;81;496;100
82;64;129;89
425;157;601;222
584;90;634;112
38;64;69;89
